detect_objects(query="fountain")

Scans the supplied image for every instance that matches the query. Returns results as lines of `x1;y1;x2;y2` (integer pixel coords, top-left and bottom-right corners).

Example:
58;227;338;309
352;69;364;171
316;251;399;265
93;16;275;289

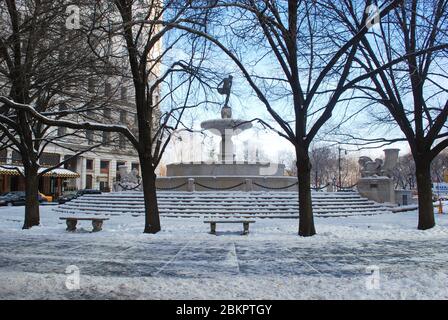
200;104;252;162
156;75;297;191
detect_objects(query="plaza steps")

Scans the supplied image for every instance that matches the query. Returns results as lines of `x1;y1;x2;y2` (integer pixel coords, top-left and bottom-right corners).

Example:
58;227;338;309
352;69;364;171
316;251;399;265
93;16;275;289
53;191;393;218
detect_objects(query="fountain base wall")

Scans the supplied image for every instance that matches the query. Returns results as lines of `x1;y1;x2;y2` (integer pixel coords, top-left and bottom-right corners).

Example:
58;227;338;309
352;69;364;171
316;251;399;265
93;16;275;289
166;161;286;177
156;175;298;192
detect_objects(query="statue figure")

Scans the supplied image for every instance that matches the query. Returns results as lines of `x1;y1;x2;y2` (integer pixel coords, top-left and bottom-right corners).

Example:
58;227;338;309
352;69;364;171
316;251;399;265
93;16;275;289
358;156;383;177
358;149;400;178
120;168;140;184
114;165;141;191
217;75;233;108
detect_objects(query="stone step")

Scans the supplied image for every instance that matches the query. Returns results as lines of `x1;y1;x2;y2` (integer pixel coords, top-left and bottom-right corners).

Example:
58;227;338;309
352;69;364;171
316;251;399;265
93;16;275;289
55;205;387;214
70;196;371;203
77;196;367;202
67;199;375;206
53;208;386;218
61;202;382;210
82;191;364;199
55;191;390;218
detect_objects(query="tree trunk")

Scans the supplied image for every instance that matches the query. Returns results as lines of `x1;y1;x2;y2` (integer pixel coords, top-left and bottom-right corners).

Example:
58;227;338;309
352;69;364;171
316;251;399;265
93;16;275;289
23;164;40;229
140;157;161;234
415;158;435;230
296;148;316;237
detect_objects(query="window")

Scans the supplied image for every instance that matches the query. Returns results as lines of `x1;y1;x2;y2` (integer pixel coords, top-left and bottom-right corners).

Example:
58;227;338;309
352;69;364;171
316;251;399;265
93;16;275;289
100;160;109;174
57;126;66;136
116;161;126;180
131;162;139;174
0;149;7;164
119;134;126;149
11;151;21;164
104;108;111;120
116;161;125;170
86;130;94;145
41;153;60;167
120;110;127;124
105;83;112;97
121;87;127;101
88;78;95;94
63;155;77;171
102;131;110;145
57;103;67;136
86;159;93;170
85;174;93;189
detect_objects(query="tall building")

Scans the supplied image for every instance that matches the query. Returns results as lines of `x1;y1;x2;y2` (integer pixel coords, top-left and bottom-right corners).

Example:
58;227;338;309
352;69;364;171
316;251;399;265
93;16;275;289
0;81;142;196
0;1;163;197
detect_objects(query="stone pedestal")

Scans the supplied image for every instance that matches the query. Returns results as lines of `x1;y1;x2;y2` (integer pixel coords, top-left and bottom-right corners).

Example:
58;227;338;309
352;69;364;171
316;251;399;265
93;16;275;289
220;133;235;162
394;189;414;206
357;176;395;204
187;178;195;192
244;179;253;192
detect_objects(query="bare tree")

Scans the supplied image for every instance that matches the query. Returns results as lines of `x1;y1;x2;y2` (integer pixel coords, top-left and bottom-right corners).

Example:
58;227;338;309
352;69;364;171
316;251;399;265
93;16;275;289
337;0;448;229
96;0;214;233
0;0;120;228
391;153;416;189
310;145;338;188
175;0;402;236
431;150;448;182
1;0;214;233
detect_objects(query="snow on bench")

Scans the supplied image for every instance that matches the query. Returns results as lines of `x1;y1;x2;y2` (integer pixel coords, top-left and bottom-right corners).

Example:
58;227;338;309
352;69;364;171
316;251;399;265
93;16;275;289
204;219;255;235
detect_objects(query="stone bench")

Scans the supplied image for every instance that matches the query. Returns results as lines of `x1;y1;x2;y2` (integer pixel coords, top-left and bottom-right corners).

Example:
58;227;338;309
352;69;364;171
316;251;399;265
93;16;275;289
59;217;109;232
204;220;255;235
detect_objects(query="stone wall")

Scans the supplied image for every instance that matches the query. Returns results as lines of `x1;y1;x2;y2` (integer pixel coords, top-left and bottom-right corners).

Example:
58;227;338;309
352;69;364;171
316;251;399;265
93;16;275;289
357;176;395;204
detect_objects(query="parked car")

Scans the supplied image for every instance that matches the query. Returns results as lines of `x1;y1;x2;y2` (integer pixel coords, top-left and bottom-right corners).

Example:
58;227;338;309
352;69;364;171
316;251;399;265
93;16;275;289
0;191;46;206
39;192;52;202
58;189;101;204
57;191;77;204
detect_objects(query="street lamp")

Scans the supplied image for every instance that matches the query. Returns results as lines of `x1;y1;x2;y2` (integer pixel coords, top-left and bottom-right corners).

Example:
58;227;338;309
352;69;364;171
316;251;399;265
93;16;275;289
338;146;348;191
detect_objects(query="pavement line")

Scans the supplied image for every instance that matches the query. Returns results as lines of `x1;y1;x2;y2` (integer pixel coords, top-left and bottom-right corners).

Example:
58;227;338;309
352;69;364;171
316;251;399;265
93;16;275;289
284;247;323;276
231;242;240;274
152;240;192;276
0;252;212;268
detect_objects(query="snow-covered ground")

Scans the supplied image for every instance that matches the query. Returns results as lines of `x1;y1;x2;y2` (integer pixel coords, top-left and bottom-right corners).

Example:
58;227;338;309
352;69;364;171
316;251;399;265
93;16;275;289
0;204;448;299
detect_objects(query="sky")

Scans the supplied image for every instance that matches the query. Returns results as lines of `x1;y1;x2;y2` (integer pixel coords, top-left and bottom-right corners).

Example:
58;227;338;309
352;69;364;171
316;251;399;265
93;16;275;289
157;3;445;168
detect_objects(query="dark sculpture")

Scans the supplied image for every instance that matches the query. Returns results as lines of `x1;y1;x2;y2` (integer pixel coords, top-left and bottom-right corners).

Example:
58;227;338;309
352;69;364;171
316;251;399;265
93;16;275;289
358;149;400;178
217;75;233;107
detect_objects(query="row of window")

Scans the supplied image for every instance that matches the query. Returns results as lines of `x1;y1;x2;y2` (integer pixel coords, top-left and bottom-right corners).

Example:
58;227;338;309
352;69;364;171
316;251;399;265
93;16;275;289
85;159;139;174
57;107;139;148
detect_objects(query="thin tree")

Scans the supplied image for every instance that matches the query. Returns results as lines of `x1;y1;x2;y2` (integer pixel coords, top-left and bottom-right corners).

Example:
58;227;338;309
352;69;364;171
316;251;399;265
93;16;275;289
336;0;448;229
1;0;213;233
0;0;119;228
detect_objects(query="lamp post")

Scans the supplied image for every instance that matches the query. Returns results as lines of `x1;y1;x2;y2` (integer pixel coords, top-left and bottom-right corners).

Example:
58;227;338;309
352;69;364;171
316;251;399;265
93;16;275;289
338;146;348;191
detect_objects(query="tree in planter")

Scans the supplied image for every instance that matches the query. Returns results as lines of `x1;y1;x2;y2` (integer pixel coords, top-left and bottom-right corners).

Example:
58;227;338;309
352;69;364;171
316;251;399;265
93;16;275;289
335;0;448;230
175;0;402;236
0;0;121;228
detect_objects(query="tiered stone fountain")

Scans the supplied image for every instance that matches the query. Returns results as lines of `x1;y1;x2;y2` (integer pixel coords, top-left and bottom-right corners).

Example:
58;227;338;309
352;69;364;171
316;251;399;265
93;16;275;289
157;76;297;191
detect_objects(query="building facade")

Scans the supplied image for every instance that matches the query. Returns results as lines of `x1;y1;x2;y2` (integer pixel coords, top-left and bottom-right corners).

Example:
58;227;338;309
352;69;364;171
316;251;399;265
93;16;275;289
0;1;164;198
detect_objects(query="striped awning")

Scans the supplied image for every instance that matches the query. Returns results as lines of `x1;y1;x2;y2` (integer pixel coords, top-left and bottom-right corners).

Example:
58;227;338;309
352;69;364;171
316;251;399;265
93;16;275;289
0;165;79;178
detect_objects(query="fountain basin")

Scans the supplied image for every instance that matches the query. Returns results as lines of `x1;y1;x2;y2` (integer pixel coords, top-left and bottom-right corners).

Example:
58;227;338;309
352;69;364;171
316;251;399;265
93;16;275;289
166;161;285;176
200;118;252;135
156;175;298;192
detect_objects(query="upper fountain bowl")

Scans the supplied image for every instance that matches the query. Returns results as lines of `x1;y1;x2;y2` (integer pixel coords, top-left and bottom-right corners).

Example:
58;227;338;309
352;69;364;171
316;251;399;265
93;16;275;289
200;118;253;136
